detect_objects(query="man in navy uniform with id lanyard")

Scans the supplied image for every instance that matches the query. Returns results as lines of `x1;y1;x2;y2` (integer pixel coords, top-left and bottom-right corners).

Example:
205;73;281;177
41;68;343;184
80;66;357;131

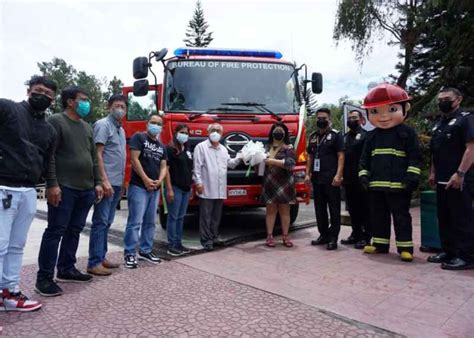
305;108;345;250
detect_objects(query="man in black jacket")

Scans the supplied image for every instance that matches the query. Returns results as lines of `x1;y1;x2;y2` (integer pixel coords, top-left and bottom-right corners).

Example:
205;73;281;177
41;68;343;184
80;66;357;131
341;110;370;249
0;75;57;311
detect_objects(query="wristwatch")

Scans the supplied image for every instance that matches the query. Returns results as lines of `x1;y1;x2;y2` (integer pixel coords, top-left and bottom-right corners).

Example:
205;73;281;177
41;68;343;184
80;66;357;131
456;170;465;178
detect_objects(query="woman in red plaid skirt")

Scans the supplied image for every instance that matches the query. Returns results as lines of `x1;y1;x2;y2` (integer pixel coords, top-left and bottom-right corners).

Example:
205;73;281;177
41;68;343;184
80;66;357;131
261;122;297;248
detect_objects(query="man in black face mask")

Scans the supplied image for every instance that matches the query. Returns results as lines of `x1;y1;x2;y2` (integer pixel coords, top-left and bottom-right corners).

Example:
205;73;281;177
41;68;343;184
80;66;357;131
0;75;57;311
305;108;345;250
428;87;474;270
341;110;370;249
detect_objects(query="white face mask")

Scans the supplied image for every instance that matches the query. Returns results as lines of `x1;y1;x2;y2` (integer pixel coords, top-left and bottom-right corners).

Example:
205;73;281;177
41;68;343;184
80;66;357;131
209;131;221;143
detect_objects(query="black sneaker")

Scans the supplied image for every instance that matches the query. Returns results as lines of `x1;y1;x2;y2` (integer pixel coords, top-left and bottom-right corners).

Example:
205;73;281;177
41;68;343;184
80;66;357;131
35;279;63;297
56;268;93;283
167;247;183;257
138;251;162;264
178;245;192;254
124;255;138;269
204;244;214;252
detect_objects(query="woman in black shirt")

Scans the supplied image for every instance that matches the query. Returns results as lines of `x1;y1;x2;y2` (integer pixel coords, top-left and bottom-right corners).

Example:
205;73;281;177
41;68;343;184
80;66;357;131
165;124;193;256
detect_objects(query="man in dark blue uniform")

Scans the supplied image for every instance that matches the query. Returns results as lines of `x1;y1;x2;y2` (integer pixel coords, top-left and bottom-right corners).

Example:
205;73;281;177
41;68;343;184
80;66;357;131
305;108;345;250
428;87;474;270
341;110;370;249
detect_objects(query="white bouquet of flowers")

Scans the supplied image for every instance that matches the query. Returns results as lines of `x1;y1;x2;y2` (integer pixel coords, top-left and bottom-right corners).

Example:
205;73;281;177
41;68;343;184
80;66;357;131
240;141;267;176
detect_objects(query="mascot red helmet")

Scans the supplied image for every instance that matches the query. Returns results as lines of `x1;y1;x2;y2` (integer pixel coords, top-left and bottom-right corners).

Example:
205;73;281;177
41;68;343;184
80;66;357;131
362;83;411;109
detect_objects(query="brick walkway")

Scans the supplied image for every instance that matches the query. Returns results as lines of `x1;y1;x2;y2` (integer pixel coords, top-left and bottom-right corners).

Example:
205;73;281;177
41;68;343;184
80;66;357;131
1;253;393;337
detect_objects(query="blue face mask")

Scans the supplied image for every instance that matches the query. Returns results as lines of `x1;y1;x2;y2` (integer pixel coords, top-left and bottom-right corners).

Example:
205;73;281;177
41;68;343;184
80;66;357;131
176;132;189;144
147;123;162;136
76;100;91;118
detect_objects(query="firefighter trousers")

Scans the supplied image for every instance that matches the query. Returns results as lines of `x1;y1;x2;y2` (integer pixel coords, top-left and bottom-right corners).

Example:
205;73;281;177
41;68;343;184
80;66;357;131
313;183;341;241
436;183;474;261
344;182;370;240
368;190;413;253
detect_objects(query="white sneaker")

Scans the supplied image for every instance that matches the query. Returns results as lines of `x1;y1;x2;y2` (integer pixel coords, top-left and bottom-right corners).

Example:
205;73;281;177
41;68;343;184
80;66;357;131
1;287;42;312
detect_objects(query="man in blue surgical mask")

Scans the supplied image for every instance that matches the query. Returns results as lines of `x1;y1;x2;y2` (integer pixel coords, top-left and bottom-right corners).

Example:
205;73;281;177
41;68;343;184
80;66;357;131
123;114;168;269
36;86;104;297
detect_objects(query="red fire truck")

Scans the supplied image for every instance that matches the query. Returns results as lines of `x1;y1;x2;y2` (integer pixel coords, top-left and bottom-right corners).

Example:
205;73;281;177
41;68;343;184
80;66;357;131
122;47;322;227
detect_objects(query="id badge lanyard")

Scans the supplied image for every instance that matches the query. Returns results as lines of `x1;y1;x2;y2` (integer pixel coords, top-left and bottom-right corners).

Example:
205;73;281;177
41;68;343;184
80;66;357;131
314;133;328;172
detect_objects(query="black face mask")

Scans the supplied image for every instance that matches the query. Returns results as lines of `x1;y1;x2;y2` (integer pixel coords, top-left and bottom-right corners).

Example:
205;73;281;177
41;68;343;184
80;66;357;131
273;131;285;141
347;120;359;131
317;120;329;129
28;93;52;112
439;100;454;114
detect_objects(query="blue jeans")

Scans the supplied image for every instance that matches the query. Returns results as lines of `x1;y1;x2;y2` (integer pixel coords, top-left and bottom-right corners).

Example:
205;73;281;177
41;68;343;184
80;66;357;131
124;184;159;256
166;186;191;249
0;188;36;290
88;185;122;268
37;186;95;280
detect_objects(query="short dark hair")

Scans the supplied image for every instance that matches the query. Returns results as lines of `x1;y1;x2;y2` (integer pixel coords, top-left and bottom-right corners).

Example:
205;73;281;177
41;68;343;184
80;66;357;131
27;75;57;93
316;107;331;115
148;113;161;121
349;109;363;118
440;87;463;97
108;94;128;108
268;122;291;145
61;86;89;109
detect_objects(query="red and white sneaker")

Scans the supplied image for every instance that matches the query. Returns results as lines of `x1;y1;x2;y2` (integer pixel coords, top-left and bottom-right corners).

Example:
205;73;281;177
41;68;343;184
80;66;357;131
1;287;42;312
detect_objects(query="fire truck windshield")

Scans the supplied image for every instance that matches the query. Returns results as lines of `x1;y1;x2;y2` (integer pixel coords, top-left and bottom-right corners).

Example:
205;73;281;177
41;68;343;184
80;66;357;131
164;60;300;114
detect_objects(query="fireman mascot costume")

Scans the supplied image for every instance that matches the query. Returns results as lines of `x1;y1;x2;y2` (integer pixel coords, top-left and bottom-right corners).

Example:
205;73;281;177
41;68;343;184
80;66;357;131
359;83;422;262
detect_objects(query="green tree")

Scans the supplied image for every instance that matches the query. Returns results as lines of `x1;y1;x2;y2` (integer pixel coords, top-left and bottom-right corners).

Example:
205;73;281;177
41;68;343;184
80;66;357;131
409;0;474;113
334;0;473;115
37;57;77;114
38;58;125;122
333;0;421;89
104;76;124;100
183;0;214;47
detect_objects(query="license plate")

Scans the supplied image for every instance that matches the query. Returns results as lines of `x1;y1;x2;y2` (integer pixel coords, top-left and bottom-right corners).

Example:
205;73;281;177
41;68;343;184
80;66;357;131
228;189;247;196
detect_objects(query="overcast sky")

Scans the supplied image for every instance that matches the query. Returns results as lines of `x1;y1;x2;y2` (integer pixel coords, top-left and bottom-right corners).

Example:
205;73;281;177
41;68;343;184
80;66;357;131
0;0;399;104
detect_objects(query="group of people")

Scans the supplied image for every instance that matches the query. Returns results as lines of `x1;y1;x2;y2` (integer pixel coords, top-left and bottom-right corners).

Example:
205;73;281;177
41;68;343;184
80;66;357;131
304;84;474;272
0;76;473;314
0;75;299;312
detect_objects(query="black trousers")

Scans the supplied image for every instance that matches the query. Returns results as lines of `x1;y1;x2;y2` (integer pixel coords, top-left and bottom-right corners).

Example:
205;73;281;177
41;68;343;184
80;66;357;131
344;182;370;240
313;183;341;241
436;183;474;261
199;198;224;246
369;190;413;253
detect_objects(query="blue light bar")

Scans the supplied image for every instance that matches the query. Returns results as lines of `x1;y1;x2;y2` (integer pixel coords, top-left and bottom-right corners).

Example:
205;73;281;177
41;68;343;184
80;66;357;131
174;47;283;59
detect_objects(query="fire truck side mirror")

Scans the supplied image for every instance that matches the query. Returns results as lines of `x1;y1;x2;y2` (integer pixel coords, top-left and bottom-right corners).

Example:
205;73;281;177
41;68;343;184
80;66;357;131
154;48;168;61
311;73;323;94
133;80;149;97
133;57;149;79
